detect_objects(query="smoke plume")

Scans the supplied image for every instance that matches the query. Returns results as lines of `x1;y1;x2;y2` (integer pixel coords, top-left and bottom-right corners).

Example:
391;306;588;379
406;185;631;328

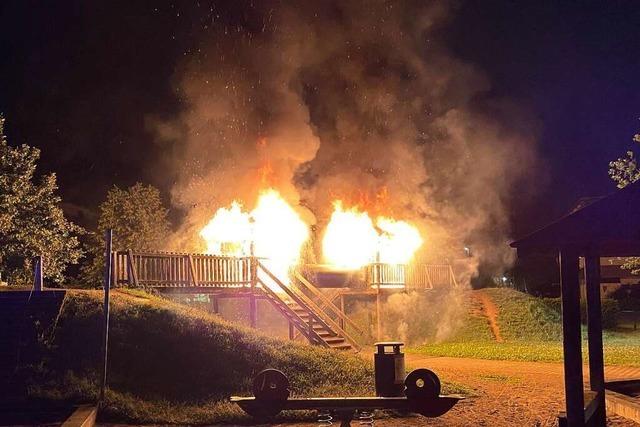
152;0;538;281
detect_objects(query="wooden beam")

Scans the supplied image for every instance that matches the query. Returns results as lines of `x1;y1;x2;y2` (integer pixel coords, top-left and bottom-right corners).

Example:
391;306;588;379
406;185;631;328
376;286;382;341
249;295;257;328
127;249;139;288
584;251;606;425
559;248;585;427
187;255;198;286
339;294;345;330
211;295;219;314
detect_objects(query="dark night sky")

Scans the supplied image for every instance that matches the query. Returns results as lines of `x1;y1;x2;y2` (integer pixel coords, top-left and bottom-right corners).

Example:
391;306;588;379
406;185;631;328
1;1;639;236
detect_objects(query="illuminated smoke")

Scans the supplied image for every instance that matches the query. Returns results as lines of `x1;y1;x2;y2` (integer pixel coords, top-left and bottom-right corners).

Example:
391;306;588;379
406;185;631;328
151;1;539;291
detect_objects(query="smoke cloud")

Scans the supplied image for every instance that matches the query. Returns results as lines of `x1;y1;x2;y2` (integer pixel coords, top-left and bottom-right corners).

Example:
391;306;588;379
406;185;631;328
151;0;539;281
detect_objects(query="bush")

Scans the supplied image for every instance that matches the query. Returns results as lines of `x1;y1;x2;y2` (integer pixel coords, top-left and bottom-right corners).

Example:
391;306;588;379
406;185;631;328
543;297;619;329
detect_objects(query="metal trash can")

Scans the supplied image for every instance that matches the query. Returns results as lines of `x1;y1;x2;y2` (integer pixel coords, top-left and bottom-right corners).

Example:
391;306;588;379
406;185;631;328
374;341;406;397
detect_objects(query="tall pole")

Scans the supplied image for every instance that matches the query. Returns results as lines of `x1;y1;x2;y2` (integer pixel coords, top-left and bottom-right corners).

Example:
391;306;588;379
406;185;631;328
249;240;257;328
584;251;606;424
375;251;382;341
559;249;584;427
99;229;113;403
33;255;44;292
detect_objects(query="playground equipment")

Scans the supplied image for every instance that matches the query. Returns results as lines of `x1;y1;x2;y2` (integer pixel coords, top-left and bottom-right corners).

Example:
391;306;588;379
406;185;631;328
231;342;463;426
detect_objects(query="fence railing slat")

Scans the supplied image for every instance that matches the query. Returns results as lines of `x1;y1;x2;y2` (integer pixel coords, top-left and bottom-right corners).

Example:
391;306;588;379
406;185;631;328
113;250;455;290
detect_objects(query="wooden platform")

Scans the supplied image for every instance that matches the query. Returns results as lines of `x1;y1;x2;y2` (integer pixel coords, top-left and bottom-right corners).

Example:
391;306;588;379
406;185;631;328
110;250;458;351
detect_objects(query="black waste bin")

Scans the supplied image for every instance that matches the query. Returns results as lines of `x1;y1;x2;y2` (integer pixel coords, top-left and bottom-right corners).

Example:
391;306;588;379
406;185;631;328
374;341;405;397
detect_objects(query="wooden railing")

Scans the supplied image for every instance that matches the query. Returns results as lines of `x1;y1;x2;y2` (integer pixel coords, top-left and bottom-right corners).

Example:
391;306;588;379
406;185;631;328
293;271;365;336
113;250;458;291
112;251;252;288
365;263;458;289
258;261;361;351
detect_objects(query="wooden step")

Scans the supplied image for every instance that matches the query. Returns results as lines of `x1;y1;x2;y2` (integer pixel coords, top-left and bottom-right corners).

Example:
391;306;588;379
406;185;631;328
322;337;346;344
261;281;355;352
327;342;352;350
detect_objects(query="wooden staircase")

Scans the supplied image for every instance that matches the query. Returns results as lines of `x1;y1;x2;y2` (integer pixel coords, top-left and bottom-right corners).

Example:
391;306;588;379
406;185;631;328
285;300;352;350
257;261;360;351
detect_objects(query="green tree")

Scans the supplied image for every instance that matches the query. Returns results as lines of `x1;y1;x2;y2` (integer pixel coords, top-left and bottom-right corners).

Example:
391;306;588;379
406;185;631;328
609;134;640;188
82;183;170;285
609;131;640;273
0;116;83;284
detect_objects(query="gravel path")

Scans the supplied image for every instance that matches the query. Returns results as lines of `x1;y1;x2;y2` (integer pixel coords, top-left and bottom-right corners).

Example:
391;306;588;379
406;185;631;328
272;355;640;426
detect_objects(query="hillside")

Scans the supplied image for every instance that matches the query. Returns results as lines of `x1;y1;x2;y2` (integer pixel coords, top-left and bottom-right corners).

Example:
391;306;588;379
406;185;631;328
482;288;563;341
25;289;375;424
410;288;640;366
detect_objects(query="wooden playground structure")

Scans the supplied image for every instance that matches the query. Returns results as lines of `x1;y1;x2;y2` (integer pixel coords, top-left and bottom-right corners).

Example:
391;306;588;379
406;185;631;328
111;250;458;351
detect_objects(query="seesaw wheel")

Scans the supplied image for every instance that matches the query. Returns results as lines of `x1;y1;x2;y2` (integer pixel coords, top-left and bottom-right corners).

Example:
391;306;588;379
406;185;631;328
404;368;441;399
253;369;290;401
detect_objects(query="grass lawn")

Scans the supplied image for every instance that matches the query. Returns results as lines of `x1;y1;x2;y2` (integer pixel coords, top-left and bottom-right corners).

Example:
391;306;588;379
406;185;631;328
408;333;640;366
23;288;466;424
25;289;374;424
408;288;640;366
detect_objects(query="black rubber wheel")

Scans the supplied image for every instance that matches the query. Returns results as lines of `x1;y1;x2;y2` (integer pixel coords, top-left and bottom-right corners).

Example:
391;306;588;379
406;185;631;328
404;368;441;400
252;369;290;401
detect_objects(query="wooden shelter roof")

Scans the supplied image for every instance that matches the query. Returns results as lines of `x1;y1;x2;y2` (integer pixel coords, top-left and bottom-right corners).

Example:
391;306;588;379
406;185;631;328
510;181;640;257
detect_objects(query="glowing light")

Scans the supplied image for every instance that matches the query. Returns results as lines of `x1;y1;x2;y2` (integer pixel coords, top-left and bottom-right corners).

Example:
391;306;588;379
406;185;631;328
377;217;423;265
199;202;251;256
199;189;309;288
322;201;379;269
322;201;424;269
252;189;310;284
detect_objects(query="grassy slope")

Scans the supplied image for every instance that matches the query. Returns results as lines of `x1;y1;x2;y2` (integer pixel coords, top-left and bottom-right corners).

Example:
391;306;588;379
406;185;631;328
409;288;640;366
29;289;376;424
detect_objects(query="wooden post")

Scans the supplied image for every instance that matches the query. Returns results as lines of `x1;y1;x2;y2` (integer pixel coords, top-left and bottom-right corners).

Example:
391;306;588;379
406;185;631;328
249;296;258;328
339;294;345;330
559;249;585;427
127;249;139;287
249;243;257;328
289;321;294;340
376;287;382;341
100;229;113;404
211;295;219;314
584;251;606;424
187;254;198;286
33;255;43;292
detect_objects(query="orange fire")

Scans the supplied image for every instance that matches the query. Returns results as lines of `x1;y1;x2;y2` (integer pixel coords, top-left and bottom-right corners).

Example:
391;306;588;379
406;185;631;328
199;189;310;286
322;201;423;269
199;201;252;256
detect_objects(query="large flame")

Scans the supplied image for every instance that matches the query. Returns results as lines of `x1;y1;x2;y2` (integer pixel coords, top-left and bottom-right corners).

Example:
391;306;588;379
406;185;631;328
199;189;309;286
377;217;423;265
252;189;310;283
322;201;423;269
200;201;252;256
322;201;379;269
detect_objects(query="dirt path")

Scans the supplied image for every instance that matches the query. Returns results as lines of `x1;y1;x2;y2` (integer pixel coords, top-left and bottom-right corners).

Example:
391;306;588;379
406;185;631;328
273;356;639;426
475;290;503;343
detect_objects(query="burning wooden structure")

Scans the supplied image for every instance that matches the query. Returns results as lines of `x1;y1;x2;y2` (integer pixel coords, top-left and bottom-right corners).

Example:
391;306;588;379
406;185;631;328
111;250;457;351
